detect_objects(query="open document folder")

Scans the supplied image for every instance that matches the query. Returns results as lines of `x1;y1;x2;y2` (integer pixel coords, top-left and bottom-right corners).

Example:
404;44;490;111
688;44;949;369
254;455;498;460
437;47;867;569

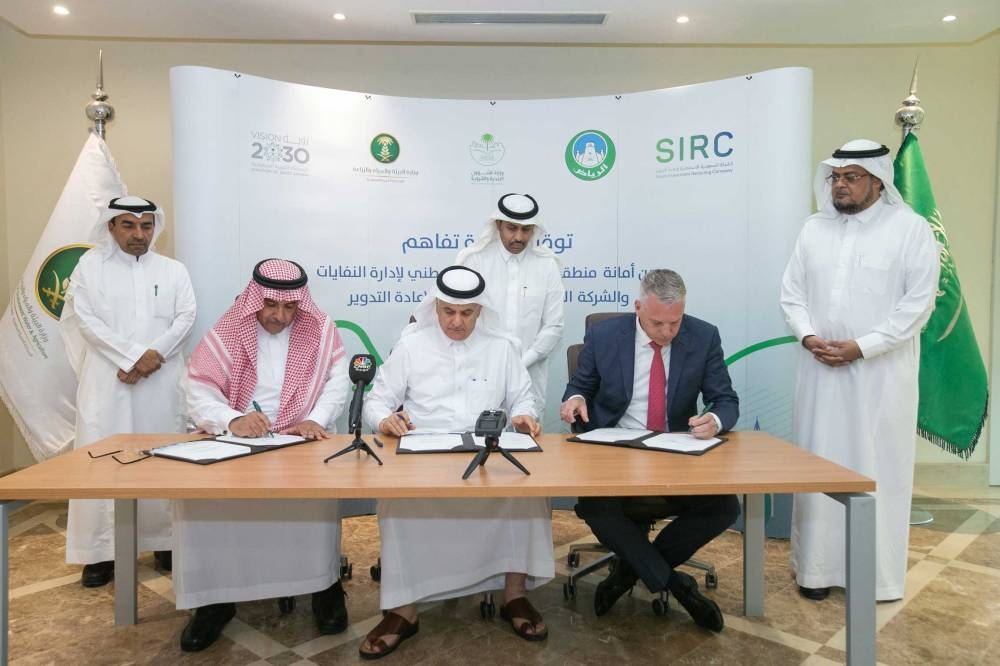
397;430;542;454
568;428;725;455
147;434;307;464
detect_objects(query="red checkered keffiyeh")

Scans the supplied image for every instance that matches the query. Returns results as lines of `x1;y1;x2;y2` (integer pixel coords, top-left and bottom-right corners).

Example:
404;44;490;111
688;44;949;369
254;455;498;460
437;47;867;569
187;259;345;430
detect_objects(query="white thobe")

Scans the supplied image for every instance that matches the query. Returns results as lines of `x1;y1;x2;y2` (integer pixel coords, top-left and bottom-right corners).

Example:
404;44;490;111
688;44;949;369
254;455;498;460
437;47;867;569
459;243;564;413
173;324;349;609
363;325;554;609
780;198;939;600
60;247;196;564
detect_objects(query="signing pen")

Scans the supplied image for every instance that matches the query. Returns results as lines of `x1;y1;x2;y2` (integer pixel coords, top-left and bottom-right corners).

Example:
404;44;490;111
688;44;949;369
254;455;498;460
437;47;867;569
689;401;715;432
251;400;274;438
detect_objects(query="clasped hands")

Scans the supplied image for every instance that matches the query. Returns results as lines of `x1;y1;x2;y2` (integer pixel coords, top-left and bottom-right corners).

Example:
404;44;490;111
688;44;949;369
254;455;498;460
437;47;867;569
377;410;541;438
802;335;862;367
116;349;165;384
228;413;330;440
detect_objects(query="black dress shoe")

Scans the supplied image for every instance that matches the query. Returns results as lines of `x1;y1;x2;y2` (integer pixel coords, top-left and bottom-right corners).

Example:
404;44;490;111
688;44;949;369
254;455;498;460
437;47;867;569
798;585;830;601
594;558;638;616
81;561;114;587
180;603;236;652
669;571;724;632
312;580;349;634
154;550;172;572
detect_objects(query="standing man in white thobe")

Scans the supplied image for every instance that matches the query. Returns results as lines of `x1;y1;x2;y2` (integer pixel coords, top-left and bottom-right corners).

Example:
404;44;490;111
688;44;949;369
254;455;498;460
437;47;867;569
780;139;939;602
177;258;350;651
456;193;564;415
359;265;553;660
60;196;196;587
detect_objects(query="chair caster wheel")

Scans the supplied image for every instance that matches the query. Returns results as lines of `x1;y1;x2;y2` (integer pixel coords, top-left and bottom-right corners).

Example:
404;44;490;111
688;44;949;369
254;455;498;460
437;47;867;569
567;552;581;568
480;599;496;619
705;572;718;589
370;565;381;582
652;597;668;616
278;596;295;614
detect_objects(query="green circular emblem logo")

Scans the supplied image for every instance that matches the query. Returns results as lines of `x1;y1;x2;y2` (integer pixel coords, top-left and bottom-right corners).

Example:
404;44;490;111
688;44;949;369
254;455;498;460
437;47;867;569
565;129;616;181
370;133;400;163
34;244;91;319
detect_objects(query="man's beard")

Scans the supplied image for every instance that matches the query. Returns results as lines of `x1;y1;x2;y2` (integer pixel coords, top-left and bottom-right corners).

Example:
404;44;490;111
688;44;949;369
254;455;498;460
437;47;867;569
832;183;879;215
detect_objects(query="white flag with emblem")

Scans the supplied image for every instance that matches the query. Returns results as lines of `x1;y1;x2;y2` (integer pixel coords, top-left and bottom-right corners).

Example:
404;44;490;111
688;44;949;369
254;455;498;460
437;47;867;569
0;132;127;461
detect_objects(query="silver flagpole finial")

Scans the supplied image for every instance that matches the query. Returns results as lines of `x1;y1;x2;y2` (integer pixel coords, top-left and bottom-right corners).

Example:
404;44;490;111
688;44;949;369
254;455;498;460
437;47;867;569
84;49;115;139
895;57;924;140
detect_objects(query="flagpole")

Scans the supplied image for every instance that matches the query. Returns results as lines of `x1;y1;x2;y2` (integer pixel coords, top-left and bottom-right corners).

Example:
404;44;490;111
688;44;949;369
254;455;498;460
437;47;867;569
895;60;935;526
84;50;114;139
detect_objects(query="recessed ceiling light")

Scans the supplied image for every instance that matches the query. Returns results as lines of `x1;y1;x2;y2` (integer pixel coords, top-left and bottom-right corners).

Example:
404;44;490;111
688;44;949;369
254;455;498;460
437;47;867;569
941;15;957;22
333;13;346;21
676;16;690;25
53;5;70;15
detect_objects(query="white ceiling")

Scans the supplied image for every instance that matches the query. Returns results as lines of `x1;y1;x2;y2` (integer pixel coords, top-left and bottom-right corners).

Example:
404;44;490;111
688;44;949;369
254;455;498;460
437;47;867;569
1;1;996;45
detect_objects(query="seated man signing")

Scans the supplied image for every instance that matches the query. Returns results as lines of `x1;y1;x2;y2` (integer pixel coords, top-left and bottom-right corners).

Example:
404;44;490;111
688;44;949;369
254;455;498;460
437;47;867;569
175;259;351;651
360;266;553;659
559;268;740;632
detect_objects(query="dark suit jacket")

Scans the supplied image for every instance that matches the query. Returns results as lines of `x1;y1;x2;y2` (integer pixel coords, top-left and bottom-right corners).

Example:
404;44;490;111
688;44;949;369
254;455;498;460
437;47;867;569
562;313;739;432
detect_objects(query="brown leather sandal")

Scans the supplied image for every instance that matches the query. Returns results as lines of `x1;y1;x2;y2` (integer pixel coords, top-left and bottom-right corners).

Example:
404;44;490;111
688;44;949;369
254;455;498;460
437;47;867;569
359;611;420;660
500;596;548;641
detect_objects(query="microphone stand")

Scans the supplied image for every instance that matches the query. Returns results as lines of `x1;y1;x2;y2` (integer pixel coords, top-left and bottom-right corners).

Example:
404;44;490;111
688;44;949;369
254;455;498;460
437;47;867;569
461;433;530;480
324;422;383;466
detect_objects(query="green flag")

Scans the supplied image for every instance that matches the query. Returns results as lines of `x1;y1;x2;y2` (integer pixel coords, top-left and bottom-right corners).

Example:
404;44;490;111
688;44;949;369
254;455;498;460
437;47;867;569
893;132;988;458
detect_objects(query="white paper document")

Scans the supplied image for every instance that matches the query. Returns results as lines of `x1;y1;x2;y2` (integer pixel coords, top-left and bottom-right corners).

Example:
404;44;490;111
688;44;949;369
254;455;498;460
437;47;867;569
472;432;538;450
574;428;651;443
215;433;305;447
151;440;252;461
642;432;722;453
398;433;466;452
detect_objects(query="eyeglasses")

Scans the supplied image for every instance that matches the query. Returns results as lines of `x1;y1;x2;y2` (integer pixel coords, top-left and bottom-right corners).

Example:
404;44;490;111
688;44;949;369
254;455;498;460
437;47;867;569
826;172;870;184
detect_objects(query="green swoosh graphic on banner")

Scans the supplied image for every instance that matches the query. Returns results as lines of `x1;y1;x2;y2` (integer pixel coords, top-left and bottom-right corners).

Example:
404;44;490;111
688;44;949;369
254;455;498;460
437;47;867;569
334;320;384;365
724;335;796;366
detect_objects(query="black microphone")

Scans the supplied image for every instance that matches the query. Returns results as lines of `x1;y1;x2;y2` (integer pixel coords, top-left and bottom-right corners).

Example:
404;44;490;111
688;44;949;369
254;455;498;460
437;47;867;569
347;354;376;434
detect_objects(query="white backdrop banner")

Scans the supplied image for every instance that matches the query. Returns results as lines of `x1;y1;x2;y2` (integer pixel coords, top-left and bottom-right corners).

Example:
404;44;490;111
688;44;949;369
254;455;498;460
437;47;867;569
172;66;812;435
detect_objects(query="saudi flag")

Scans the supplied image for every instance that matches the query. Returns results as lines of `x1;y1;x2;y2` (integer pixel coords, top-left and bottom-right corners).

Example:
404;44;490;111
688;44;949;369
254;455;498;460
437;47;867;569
0;132;126;461
893;132;988;458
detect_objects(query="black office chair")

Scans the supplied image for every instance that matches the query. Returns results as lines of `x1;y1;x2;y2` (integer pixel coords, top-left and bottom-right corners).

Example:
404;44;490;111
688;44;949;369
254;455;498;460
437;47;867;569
562;312;718;616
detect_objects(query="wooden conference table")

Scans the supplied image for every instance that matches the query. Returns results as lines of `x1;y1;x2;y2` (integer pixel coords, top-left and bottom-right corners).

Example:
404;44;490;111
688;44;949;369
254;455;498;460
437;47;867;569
0;431;876;665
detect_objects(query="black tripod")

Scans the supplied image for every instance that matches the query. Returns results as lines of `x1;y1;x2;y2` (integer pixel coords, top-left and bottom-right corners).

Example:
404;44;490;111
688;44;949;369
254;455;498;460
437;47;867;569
324;426;383;465
461;434;529;480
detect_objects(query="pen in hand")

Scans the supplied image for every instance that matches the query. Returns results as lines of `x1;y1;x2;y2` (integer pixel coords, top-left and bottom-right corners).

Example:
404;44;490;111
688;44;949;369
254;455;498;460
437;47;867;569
688;401;715;432
251;400;275;438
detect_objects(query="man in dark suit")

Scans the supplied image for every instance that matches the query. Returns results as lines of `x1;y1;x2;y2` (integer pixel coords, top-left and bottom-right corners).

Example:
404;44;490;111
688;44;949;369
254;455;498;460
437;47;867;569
559;268;740;632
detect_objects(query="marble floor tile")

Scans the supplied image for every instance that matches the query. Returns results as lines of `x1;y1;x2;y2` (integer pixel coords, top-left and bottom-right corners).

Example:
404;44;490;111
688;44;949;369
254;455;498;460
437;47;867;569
7;495;1000;664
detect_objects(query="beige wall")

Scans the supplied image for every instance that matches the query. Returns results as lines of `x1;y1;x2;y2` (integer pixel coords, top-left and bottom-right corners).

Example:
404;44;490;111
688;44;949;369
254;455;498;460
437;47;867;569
1;22;997;470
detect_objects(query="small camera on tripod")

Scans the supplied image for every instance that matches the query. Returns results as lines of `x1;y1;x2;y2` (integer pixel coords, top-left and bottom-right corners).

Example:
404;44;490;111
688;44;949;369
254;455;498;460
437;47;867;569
474;409;507;447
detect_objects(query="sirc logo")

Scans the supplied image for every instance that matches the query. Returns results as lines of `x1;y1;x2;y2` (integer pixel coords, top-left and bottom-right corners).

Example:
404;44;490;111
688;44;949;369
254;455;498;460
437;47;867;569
565;130;616;181
656;131;734;163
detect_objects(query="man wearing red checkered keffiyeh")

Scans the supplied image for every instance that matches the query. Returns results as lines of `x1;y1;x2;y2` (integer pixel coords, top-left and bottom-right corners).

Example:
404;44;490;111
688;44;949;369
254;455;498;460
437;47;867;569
174;258;351;652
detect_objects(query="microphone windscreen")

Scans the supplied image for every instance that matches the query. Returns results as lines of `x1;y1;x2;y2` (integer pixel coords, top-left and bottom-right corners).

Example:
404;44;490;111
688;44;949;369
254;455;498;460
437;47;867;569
349;354;376;384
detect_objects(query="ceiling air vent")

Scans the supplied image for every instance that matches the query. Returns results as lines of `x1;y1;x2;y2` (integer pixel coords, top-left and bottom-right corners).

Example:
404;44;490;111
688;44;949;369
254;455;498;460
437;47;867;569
412;12;607;25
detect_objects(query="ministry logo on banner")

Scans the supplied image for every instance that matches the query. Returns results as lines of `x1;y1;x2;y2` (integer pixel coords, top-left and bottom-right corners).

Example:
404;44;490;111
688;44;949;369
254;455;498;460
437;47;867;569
249;130;311;176
469;132;505;184
566;129;616;181
354;132;419;183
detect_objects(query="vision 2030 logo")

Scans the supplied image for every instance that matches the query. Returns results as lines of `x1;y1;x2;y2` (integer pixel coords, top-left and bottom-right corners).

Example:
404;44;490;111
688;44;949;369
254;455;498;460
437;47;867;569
249;131;310;165
565;130;616;181
34;244;91;319
370;133;400;163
